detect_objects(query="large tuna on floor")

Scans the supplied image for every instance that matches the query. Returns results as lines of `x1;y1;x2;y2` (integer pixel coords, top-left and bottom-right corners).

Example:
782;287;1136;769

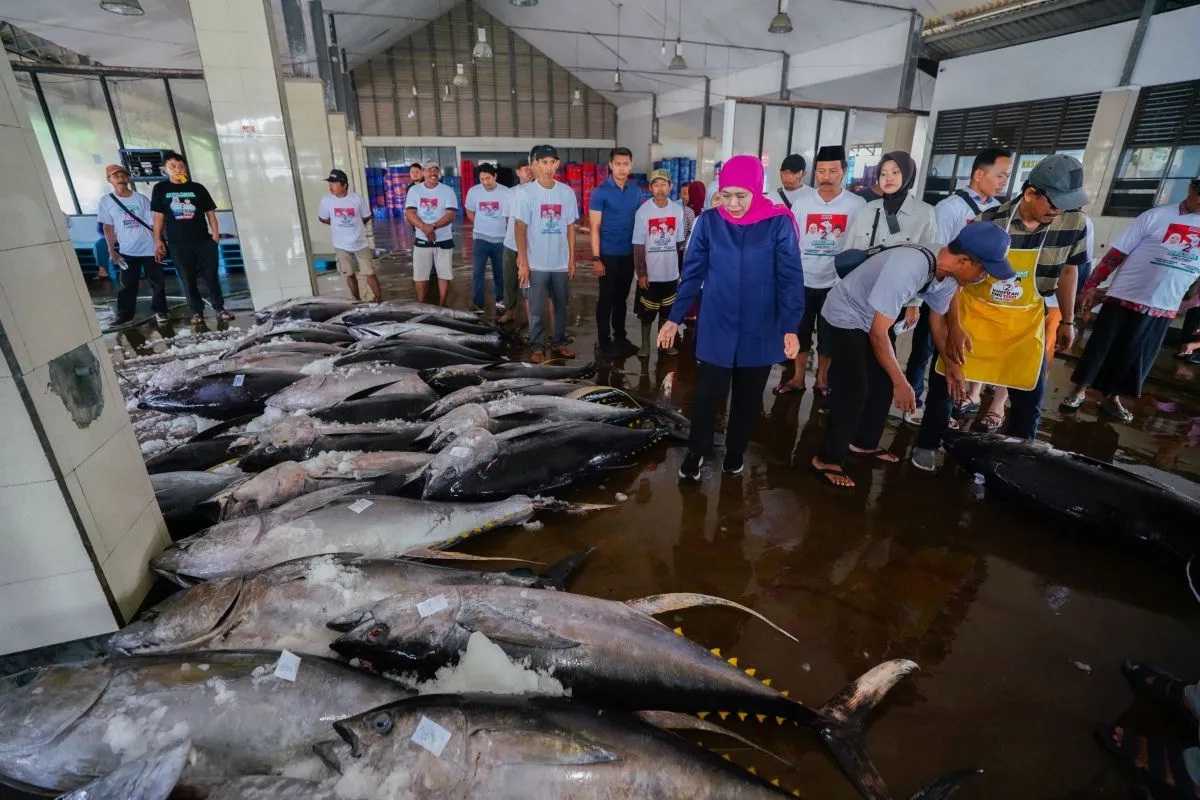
254;296;357;324
421;378;589;419
420;361;597;395
945;433;1200;563
264;362;423;413
0;651;403;796
334;340;495;369
138;368;306;420
331;302;481;327
310;379;438;424
422;422;666;500
150;487;542;584
235;416;426;472
325;695;975;800
151;470;245;538
108;553;585;656
330;587;966;800
228;321;356;353
57;741;191;800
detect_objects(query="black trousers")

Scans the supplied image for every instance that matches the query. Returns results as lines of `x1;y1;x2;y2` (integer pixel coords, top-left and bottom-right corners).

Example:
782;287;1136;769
596;254;635;345
687;362;772;459
917;360;1047;448
170;239;223;314
1071;302;1171;397
1182;305;1200;342
819;325;894;466
116;255;168;319
903;303;936;400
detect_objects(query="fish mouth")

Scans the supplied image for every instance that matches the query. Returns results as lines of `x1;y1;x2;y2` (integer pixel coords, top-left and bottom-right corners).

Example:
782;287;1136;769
332;722;362;759
314;738;349;772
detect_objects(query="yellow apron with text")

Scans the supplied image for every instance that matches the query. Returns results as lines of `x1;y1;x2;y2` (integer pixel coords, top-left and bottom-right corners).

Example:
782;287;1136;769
936;246;1045;391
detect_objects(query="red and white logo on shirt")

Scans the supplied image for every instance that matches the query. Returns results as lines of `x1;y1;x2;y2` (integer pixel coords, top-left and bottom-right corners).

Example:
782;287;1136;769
419;197;439;211
478;200;500;216
802;213;848;255
648;216;677;250
333;206;356;219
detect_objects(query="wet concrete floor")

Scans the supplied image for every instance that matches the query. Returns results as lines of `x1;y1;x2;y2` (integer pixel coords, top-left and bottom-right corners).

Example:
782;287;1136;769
78;220;1200;798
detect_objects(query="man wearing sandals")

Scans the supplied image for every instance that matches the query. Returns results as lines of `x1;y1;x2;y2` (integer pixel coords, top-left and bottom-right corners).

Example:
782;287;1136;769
1061;176;1200;421
811;224;1011;489
911;155;1089;473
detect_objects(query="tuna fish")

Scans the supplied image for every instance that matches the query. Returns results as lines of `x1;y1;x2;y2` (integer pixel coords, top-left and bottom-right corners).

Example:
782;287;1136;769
349;322;505;355
331;302;481;326
420;361;597;395
206;776;334;799
254;297;357;324
422;422;665;500
138;369;306;420
326;695;974;800
264;363;422;413
108;553;586;656
144;416;256;474
310;379;437;424
229;321;356;353
0;651;404;795
330;588;965;800
149;488;542;584
945;433;1200;563
334;341;495;369
421;379;588;419
151;470;244;538
235;416;427;472
56;741;191;800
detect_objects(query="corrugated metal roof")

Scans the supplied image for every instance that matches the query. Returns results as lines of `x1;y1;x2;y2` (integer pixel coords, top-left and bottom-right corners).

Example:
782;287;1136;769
922;0;1199;61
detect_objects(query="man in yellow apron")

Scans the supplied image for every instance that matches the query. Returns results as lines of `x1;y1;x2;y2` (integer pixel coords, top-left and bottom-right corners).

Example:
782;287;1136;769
912;154;1090;472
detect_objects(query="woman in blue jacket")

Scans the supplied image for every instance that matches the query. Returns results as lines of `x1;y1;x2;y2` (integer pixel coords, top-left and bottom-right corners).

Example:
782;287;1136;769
657;154;804;480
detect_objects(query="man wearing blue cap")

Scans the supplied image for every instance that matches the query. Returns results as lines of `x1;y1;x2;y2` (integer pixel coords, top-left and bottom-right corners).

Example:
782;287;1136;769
811;224;1012;488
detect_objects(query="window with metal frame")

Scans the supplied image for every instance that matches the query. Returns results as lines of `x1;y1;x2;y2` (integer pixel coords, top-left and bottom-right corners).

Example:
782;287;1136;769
1104;79;1200;217
923;93;1100;205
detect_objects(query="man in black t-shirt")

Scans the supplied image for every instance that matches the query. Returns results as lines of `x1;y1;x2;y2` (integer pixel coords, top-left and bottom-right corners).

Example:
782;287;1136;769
151;152;232;324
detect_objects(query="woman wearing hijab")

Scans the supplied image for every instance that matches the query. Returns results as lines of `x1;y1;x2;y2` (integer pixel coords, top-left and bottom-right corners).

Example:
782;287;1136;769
682;179;706;241
844;151;937;251
658;155;804;480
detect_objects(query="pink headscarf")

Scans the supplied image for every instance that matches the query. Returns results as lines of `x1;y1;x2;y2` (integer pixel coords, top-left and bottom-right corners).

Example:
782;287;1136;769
717;154;798;230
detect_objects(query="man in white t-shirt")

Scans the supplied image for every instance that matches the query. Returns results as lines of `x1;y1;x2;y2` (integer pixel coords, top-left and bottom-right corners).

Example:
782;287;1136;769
775;145;866;396
632;169;686;358
318;168;379;302
1061;179;1200;421
776;153;810;209
501;160;534;326
97;163;167;325
404;160;458;304
464;163;512;314
515;144;579;363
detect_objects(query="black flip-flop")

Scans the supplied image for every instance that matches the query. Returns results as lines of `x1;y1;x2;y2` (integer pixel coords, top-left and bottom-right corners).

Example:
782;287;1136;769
810;460;855;489
772;382;804;396
848;448;900;463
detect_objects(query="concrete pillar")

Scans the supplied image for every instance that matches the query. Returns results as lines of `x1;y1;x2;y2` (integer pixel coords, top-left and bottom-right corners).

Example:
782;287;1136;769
1082;87;1141;221
0;56;169;654
189;0;316;308
284;78;335;255
328;112;350;184
697;136;721;187
882;112;919;155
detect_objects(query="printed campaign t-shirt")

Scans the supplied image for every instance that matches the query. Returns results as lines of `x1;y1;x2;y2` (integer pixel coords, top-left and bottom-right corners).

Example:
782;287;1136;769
405;182;459;244
1107;203;1200;311
150;180;216;245
632;198;685;282
97;191;155;257
516;180;579;272
318;191;371;252
465;183;512;243
821;245;956;333
791;188;866;289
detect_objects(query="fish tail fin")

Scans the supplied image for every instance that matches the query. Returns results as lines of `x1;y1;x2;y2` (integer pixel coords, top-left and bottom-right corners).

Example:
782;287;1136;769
814;659;920;800
530;498;615;514
537;547;595;589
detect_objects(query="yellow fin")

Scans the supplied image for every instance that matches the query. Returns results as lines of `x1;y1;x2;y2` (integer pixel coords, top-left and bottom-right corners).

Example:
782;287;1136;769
727;657;738;667
748;766;757;775
737;711;748;721
771;778;781;787
722;753;732;761
761;678;773;687
673;627;684;636
744;667;757;677
781;690;789;698
718;710;730;720
696;711;709;720
776;716;786;725
710;648;721;657
755;713;767;723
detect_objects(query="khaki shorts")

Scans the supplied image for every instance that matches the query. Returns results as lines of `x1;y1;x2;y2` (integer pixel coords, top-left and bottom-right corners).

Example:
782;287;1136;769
414;246;453;281
335;247;376;276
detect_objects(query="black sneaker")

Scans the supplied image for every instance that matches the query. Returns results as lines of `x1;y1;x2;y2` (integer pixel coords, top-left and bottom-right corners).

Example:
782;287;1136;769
678;452;704;481
615;338;640;358
722;452;744;475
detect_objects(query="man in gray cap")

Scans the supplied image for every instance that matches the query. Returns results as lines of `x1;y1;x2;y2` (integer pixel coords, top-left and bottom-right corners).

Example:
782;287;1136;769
912;154;1089;471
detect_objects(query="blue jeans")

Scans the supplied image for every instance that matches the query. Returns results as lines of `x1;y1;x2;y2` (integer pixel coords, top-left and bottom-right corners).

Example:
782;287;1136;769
916;357;1047;449
528;270;569;348
471;238;506;307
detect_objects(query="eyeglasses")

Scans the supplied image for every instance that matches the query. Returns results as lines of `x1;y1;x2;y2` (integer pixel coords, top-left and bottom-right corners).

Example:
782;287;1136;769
1034;188;1059;212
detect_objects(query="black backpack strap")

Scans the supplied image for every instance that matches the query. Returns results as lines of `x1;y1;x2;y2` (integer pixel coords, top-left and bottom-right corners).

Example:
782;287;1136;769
953;188;982;216
776;188;792;209
107;193;154;232
868;208;881;247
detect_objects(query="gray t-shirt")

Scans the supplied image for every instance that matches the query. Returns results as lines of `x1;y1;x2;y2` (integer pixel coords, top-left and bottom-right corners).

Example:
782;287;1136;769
821;245;957;333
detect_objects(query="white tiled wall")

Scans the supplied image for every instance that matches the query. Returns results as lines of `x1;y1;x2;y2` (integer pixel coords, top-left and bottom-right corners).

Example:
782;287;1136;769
191;0;315;309
0;53;169;656
286;80;334;255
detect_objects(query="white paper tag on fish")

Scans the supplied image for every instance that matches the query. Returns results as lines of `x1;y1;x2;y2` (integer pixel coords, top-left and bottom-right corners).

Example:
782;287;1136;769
347;499;374;514
416;594;449;618
232;373;245;387
411;715;452;757
273;650;301;682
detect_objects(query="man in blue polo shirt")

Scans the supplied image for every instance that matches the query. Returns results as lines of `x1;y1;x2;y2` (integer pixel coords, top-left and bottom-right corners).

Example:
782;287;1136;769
589;147;642;358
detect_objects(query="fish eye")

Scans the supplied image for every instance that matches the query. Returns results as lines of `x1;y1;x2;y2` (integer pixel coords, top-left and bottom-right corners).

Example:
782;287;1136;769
370;712;393;735
366;624;387;641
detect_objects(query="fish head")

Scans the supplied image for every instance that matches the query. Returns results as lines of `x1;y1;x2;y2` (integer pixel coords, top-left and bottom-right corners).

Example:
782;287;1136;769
107;577;244;655
331;698;467;791
239;416;320;469
422;427;499;499
328;589;461;673
420;404;490;451
150;515;266;583
942;431;1008;474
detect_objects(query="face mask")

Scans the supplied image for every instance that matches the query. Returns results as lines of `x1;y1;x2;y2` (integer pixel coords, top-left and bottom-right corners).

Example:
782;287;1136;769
170;170;189;184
